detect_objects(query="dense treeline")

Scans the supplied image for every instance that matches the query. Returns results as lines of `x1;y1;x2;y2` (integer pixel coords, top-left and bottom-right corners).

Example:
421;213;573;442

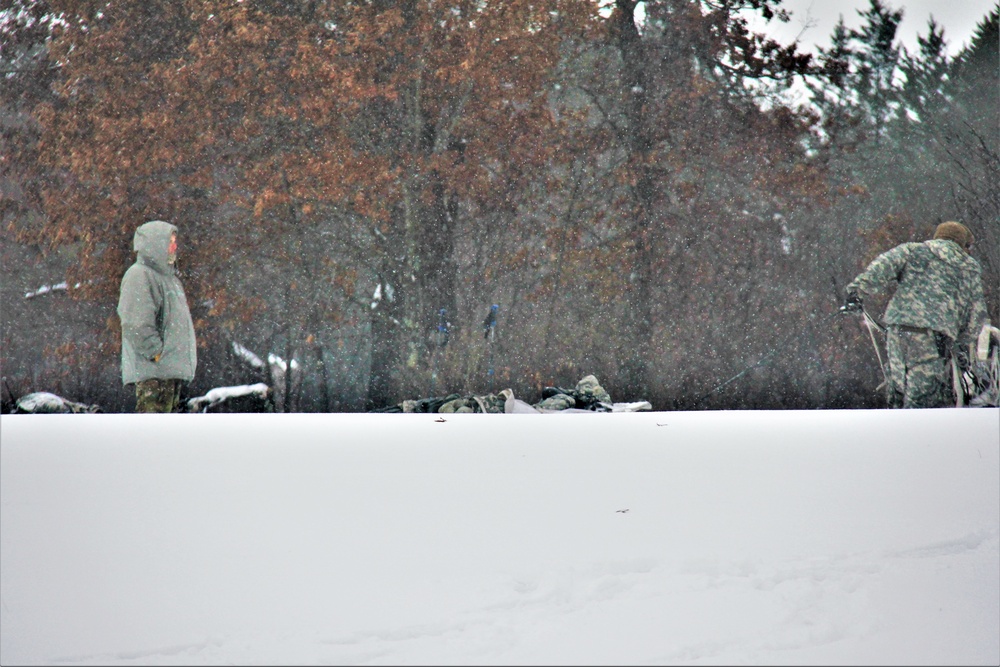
2;0;997;412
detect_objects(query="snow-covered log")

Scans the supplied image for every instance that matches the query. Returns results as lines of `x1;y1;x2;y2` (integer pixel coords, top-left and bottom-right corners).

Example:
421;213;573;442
185;383;272;413
14;392;102;414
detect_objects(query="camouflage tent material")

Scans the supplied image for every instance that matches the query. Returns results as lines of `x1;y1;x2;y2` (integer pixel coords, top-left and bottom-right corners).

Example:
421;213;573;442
438;392;508;414
391;391;508;414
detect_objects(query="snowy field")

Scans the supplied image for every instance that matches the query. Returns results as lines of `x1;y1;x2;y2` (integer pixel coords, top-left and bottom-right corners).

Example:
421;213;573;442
1;408;998;666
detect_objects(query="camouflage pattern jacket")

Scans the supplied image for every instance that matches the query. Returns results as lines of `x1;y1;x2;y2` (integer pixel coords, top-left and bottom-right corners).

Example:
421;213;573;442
848;239;988;345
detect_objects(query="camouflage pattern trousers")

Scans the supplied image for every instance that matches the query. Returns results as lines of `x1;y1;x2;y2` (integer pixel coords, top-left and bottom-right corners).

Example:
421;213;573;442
135;378;183;413
885;327;953;408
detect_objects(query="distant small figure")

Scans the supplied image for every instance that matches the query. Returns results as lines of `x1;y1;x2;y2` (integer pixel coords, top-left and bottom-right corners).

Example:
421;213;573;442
844;221;988;408
482;304;498;340
438;308;450;348
117;220;197;413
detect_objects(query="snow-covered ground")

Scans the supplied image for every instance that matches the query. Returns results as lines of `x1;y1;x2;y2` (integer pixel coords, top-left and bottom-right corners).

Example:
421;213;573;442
1;408;998;666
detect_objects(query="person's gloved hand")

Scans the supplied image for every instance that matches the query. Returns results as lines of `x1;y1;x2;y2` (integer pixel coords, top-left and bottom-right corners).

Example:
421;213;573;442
840;289;863;313
954;349;970;372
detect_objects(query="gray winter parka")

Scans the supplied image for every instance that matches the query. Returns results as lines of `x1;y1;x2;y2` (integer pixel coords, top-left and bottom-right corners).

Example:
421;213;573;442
117;220;197;385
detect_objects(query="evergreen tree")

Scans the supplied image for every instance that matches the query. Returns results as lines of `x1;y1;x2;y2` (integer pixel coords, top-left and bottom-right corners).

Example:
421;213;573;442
939;7;999;321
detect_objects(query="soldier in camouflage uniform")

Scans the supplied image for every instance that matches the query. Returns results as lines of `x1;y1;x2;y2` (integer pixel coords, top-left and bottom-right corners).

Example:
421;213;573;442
844;222;988;408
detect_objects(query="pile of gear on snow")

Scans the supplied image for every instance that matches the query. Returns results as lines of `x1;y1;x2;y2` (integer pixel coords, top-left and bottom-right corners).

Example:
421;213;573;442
960;324;1000;407
372;375;652;414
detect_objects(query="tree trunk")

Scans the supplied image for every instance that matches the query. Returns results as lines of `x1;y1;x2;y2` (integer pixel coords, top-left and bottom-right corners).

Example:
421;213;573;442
613;0;655;398
417;177;458;345
367;276;405;411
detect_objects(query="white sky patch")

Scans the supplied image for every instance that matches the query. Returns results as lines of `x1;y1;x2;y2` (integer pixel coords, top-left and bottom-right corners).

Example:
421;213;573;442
749;0;992;57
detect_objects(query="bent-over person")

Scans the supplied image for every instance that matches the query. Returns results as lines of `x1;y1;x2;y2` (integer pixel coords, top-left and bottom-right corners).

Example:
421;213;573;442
843;221;988;408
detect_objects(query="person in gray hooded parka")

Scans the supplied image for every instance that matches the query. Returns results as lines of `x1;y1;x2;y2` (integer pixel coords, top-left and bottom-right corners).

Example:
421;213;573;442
117;220;197;412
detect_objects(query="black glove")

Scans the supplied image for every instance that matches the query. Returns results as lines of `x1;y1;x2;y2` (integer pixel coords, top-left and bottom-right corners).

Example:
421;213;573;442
840;289;863;313
953;348;970;373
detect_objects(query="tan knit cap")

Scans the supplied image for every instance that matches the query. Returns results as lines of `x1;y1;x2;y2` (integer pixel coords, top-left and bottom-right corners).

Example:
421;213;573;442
933;221;974;249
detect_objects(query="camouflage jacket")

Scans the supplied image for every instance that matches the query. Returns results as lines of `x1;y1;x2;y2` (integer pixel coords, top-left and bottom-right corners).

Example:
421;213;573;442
848;239;988;344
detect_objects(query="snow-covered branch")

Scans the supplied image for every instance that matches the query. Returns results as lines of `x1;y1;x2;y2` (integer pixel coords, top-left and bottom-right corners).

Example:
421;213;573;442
23;281;81;299
232;341;265;369
267;353;299;371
